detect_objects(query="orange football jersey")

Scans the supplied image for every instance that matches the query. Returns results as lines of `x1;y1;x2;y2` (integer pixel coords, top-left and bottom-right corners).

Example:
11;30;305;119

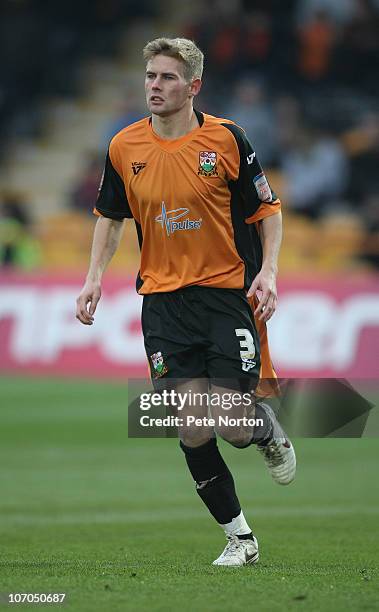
95;110;281;294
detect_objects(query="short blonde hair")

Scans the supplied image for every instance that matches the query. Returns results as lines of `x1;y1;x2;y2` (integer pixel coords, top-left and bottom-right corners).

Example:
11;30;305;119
143;37;204;82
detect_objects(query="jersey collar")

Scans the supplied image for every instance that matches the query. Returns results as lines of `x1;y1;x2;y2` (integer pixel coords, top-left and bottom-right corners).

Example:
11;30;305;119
147;110;205;152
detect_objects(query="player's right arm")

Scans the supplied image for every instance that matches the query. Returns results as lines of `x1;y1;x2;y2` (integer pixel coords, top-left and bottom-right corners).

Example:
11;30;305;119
76;216;124;325
76;143;133;325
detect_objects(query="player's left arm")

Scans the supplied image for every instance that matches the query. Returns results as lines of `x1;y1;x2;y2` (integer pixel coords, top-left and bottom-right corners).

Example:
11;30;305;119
247;212;282;322
221;121;282;322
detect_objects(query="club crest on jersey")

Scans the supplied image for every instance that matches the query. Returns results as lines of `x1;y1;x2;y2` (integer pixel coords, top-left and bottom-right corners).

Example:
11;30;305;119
198;151;218;176
150;351;168;378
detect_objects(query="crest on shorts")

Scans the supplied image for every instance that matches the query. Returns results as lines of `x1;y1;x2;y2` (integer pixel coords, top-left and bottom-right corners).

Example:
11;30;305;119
198;151;218;176
150;351;168;378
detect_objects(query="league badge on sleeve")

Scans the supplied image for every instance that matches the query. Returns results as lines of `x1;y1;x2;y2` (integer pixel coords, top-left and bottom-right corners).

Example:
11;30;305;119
253;172;272;202
198;151;218;176
150;351;168;378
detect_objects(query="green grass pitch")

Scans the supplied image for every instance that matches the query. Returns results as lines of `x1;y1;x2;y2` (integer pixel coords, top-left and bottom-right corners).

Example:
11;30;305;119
0;377;378;611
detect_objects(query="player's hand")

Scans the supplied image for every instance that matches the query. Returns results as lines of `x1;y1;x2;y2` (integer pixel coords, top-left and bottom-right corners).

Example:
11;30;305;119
76;281;101;325
247;268;277;322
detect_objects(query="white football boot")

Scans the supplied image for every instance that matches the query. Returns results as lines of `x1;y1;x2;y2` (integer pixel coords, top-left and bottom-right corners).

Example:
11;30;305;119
256;402;296;485
212;535;259;567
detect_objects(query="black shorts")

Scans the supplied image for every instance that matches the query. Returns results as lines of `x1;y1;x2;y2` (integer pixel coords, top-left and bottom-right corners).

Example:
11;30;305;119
141;286;260;391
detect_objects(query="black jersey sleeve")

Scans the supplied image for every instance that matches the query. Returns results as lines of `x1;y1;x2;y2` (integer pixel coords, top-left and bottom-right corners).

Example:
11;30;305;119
95;150;133;220
222;123;278;220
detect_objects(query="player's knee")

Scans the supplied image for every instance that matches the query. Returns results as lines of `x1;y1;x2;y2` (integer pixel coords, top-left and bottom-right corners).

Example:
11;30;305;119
179;427;213;448
215;425;251;448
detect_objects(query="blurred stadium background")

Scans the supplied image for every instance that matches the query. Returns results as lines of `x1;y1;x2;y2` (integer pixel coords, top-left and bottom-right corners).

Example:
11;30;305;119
0;0;378;379
0;2;378;610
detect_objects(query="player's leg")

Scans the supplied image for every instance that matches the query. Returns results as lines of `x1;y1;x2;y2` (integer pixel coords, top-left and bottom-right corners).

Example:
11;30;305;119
176;376;258;566
142;290;214;447
203;288;295;564
205;286;263;447
142;290;255;564
206;289;296;481
175;378;213;448
209;384;296;485
181;439;258;566
144;287;258;565
177;287;259;566
248;295;296;485
208;385;271;447
142;288;261;565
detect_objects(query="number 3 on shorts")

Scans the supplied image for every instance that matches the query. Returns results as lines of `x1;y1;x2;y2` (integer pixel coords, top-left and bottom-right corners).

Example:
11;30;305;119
235;328;256;360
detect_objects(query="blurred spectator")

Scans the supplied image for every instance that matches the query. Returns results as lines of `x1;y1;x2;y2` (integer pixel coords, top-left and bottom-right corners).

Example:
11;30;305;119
297;9;337;82
336;0;379;92
184;0;243;79
0;192;40;269
280;126;349;218
296;0;357;24
359;194;379;267
344;113;379;205
0;0;378;272
244;11;273;72
208;22;241;76
103;95;145;145
274;95;302;150
0;0;159;147
226;79;278;165
70;152;103;214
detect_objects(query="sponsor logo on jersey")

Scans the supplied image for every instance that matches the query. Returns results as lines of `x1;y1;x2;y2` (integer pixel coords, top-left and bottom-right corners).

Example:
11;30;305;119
155;201;202;237
247;152;256;164
150;351;168;378
253;172;272;202
131;161;147;175
198;151;218;176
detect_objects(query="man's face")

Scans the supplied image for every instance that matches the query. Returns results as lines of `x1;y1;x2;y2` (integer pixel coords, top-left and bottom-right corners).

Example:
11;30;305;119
145;54;199;116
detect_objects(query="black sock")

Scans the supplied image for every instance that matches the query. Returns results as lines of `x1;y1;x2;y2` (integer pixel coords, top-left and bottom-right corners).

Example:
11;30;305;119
250;403;273;445
180;438;241;524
